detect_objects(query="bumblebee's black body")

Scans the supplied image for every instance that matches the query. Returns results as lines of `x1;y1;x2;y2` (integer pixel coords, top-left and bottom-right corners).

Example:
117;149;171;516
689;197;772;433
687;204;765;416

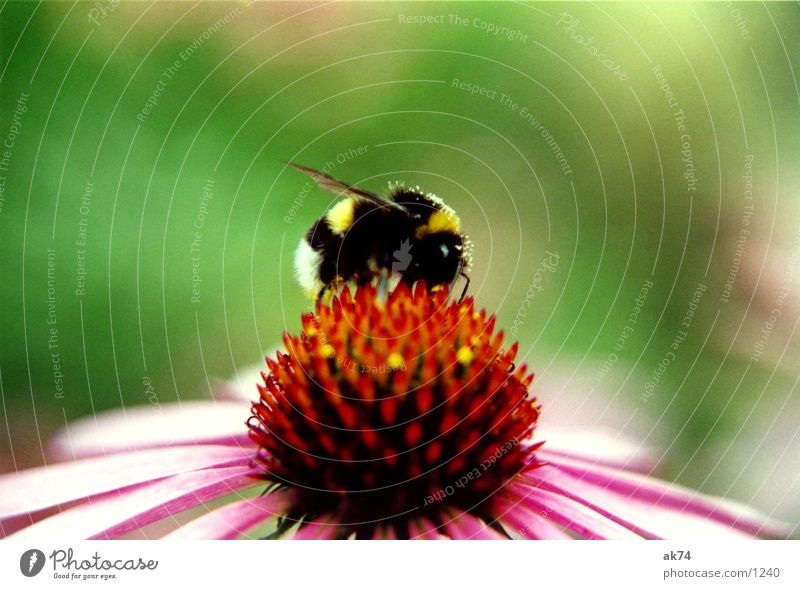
289;163;470;299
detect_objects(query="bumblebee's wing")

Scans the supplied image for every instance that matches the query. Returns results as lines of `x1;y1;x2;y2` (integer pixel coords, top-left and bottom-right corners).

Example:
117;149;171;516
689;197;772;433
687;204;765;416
286;162;406;212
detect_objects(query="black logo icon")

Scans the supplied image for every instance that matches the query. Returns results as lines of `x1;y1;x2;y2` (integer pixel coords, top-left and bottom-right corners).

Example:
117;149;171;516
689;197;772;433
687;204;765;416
20;549;45;577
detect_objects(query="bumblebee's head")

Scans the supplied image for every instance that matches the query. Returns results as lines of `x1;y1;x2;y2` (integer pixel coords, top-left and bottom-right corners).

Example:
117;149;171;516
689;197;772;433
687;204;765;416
392;188;467;287
409;232;465;286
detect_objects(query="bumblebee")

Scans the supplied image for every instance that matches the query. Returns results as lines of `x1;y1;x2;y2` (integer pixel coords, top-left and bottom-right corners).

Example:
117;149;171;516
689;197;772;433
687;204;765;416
289;162;471;301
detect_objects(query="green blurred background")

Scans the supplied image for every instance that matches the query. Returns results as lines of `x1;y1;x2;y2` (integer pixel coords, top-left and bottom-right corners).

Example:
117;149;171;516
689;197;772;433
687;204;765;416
1;1;798;526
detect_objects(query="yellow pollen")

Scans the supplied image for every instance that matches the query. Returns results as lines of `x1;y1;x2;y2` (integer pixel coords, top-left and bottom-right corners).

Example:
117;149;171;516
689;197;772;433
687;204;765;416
456;345;474;365
427;209;460;234
387;352;404;369
321;344;335;358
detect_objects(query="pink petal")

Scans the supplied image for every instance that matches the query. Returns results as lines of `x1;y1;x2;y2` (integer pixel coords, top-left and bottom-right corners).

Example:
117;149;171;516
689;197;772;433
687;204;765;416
0;444;255;519
544;455;789;537
1;505;75;539
164;489;294;539
8;465;261;540
408;516;445;539
492;497;570;539
291;516;340;539
49;401;252;460
518;470;661;539
521;467;751;539
502;484;642;539
442;509;507;539
536;427;655;472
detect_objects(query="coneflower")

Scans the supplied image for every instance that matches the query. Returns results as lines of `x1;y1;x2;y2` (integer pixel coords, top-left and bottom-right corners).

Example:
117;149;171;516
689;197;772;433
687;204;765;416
0;284;786;539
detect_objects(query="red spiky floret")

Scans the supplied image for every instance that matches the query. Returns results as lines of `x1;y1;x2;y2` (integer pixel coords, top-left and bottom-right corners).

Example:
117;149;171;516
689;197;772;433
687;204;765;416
247;282;542;538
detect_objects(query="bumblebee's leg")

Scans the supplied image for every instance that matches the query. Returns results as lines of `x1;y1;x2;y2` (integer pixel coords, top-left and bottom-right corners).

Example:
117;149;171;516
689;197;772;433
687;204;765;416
377;272;389;303
458;271;471;303
316;283;330;305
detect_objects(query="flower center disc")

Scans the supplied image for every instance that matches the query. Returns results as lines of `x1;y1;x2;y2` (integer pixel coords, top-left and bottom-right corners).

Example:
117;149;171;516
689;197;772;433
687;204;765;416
248;283;541;537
